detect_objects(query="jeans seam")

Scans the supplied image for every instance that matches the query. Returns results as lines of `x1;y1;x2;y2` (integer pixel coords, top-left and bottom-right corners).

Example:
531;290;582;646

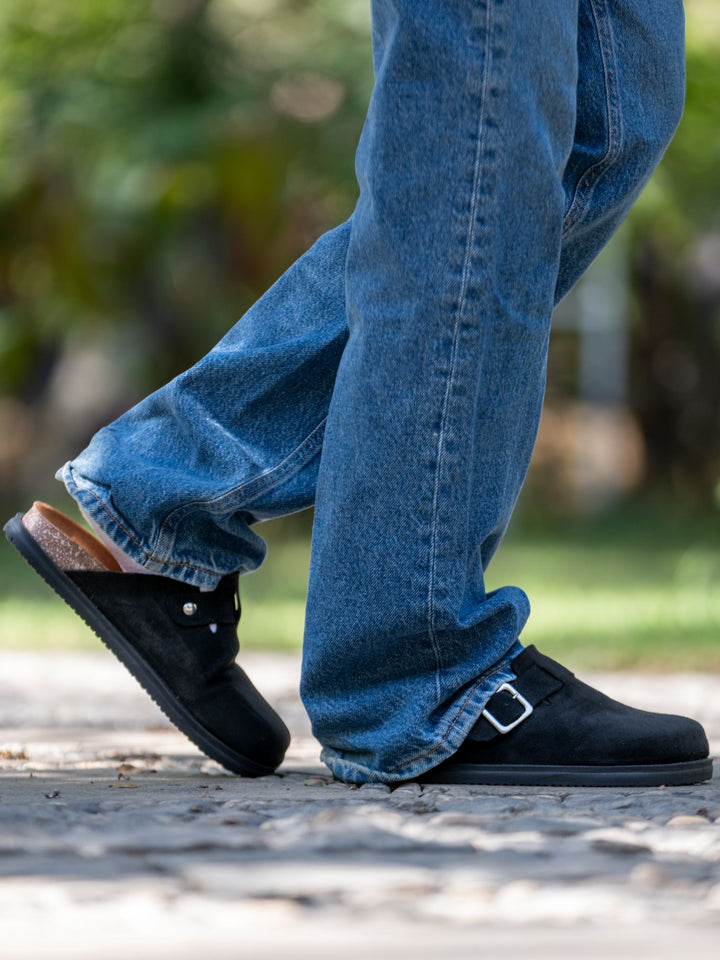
71;482;223;577
427;0;496;703
561;0;623;235
387;659;509;774
154;417;327;558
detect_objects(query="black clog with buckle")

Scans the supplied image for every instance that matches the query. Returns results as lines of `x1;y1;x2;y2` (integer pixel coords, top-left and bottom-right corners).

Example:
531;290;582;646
423;646;712;786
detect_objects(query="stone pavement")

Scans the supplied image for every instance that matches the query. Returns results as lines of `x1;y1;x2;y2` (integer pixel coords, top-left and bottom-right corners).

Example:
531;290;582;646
0;650;718;959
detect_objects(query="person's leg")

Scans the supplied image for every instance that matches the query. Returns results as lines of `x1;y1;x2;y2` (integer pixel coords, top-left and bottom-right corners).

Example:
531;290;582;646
555;0;686;301
15;0;704;783
302;0;579;782
58;222;352;588
301;0;689;782
57;0;684;592
19;224;352;775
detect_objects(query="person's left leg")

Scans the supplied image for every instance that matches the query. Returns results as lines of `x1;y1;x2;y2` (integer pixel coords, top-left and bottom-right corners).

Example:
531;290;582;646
301;0;705;785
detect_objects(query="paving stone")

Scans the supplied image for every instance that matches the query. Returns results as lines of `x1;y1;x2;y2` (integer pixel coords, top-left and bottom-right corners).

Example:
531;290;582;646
0;650;718;958
665;814;713;827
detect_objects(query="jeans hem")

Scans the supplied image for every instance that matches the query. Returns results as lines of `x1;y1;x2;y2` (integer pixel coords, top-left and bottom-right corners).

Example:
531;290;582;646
56;462;225;589
320;652;520;784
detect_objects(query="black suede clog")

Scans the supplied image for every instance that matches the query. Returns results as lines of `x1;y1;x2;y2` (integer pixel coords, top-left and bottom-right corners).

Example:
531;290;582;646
4;503;290;776
424;646;713;786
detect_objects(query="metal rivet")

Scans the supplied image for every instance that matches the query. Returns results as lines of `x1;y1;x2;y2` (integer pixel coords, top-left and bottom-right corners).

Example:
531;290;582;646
183;602;197;617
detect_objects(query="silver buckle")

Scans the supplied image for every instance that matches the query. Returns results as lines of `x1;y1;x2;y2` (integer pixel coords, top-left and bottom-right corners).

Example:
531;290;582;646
481;683;533;734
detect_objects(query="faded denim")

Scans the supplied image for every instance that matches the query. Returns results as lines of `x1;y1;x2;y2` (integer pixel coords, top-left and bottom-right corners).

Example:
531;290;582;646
58;0;685;782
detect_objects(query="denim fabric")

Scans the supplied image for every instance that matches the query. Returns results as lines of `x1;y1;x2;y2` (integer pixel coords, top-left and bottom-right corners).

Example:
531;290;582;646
58;0;685;782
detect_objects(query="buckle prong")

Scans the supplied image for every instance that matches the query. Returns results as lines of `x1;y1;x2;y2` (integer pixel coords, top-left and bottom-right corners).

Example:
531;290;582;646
481;682;533;734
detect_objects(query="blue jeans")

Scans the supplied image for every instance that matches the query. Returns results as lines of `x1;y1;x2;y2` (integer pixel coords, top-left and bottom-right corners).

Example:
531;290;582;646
58;0;685;782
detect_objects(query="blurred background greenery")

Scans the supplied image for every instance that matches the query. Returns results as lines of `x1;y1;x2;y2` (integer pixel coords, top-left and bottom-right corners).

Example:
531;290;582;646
0;0;719;667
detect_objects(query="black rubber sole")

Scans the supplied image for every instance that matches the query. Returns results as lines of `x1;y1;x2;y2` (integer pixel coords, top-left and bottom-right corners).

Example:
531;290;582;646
4;513;275;778
421;757;714;787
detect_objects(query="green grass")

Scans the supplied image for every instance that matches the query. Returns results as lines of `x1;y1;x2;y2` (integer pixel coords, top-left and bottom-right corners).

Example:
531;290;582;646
1;505;719;670
486;544;720;670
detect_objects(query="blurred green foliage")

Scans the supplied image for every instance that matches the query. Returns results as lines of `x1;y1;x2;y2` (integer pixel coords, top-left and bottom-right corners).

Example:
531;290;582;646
0;0;371;398
0;0;718;508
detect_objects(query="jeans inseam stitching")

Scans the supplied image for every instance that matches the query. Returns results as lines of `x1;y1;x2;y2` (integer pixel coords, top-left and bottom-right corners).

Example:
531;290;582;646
561;0;623;235
235;426;324;510
153;417;327;558
228;417;327;507
387;659;509;774
427;1;496;705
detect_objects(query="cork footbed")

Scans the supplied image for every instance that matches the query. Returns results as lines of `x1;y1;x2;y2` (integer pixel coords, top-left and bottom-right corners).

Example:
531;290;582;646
29;501;123;572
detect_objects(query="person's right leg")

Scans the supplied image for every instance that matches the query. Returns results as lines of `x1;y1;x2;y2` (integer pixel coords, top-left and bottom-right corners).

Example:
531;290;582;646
58;221;352;588
555;0;687;300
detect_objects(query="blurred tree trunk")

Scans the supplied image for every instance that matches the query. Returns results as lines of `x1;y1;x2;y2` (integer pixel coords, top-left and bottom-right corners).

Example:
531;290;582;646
630;236;720;506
